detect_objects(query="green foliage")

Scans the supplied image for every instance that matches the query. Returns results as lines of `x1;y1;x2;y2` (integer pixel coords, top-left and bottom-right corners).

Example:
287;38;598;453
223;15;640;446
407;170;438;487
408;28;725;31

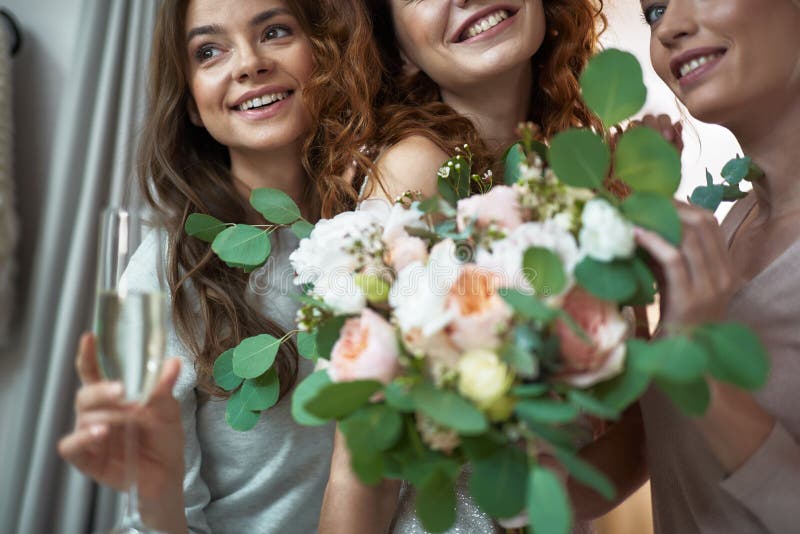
416;468;458;533
291;370;332;426
694;322;769;390
547;129;610;190
384;381;416;412
340;404;403;455
212;225;271;269
655;377;710;416
592;339;651;412
225;388;260;431
213;349;242;391
304;380;383;419
316;316;347;359
615;127;681;196
515;399;580;424
621;192;682;246
469;446;528;518
410;382;488;435
351;453;385;486
523;247;567;297
297;331;318;361
232;334;281;379
240;368;280;411
528;465;573;534
185;213;228;243
624;255;658;307
511;383;549;398
502;327;541;379
250;187;302;224
580;49;647;128
574;258;638;302
553;447;615;500
721;155;763;185
567;390;620;420
291;219;314;240
504;142;527;186
500;289;557;322
635;336;708;383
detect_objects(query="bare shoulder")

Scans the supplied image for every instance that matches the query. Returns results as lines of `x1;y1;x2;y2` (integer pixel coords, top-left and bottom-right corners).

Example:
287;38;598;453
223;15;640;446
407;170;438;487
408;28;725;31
371;135;450;200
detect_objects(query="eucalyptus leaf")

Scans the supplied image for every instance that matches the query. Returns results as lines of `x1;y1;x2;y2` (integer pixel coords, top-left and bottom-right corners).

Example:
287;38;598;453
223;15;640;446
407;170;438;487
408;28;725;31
690;184;724;212
291;370;332;426
316;316;347;359
225;388;260;431
212;225;271;268
624;255;657;307
511;383;549;398
693;322;769;390
304;380;382;420
241;367;280;411
523;246;567;297
636;336;708;383
615;127;681;197
722;184;750;202
567;390;620;420
553;447;616;500
502;343;538;380
351;452;384;486
297;331;318;361
655;377;710;416
469;447;528;518
621;192;682;246
416;469;458;533
720;156;752;185
340;404;403;455
384;381;416;412
592;339;651;411
291;219;314;240
213;349;243;391
185;213;228;243
410;382;488;435
580;48;647;127
574;258;638;302
232;334;281;379
504;142;526;186
499;289;557;322
250;188;301;224
528;465;573;534
548;129;610;190
516;399;579;424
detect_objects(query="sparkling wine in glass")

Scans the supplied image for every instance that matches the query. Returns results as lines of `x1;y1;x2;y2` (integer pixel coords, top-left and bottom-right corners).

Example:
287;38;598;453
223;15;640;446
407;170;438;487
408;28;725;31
94;207;167;533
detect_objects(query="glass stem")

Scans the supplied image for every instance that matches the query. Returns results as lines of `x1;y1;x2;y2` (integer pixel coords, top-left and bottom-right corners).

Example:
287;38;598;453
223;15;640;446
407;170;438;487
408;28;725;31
120;416;143;527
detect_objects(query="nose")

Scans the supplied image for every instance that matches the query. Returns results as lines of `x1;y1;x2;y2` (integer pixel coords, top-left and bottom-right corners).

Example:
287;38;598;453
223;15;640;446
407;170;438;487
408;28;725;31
654;0;699;48
232;43;272;82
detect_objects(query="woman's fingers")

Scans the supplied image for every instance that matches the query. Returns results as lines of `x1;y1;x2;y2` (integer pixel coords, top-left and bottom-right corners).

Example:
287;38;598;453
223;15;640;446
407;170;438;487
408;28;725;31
75;381;126;412
57;424;108;469
75;333;101;385
634;226;691;295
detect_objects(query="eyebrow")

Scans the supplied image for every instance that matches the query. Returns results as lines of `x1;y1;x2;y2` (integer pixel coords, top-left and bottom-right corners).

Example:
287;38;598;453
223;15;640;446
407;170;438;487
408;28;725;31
186;8;292;43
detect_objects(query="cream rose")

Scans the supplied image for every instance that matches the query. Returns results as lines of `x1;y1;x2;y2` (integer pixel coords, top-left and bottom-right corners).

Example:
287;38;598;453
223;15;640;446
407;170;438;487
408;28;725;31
554;287;628;387
329;308;400;385
457;349;514;409
387;235;428;272
578;198;635;262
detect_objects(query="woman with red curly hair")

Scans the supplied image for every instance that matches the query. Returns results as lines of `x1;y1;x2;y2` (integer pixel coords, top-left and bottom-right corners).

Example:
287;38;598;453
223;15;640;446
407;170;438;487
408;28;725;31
319;2;615;533
57;0;465;532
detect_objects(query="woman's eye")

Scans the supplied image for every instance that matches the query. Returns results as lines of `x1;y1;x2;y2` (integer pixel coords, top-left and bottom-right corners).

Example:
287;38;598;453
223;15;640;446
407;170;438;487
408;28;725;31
643;4;667;26
196;45;221;62
263;25;291;41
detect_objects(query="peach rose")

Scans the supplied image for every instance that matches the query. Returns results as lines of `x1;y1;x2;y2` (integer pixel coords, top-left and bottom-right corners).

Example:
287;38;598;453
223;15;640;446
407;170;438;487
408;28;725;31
387;235;428;272
329;308;400;385
554;287;628;387
457;186;523;232
445;265;513;351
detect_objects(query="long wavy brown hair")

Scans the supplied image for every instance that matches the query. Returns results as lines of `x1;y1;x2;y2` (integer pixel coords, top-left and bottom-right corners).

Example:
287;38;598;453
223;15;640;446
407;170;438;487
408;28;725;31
368;0;607;141
138;0;386;399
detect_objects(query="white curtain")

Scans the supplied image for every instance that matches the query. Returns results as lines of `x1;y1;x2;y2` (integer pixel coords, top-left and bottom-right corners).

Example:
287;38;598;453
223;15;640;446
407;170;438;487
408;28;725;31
0;1;157;532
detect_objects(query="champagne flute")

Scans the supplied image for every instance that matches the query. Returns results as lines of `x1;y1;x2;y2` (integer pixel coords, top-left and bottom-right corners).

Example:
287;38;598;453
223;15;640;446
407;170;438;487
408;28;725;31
94;207;167;534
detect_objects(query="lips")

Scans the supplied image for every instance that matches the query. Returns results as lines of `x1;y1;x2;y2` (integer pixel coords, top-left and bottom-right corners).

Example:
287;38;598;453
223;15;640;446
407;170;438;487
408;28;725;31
669;47;727;80
230;86;294;110
452;5;519;43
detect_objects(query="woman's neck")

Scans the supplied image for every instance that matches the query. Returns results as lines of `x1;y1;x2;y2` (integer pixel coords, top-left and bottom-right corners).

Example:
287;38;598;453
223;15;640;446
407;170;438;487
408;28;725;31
733;96;800;222
229;144;307;211
439;62;532;151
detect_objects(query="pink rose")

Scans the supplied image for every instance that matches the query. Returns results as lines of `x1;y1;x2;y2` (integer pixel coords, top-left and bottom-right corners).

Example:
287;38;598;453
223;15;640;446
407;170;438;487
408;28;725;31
457;186;523;232
445;266;513;352
387;235;428;272
554;287;628;387
402;328;461;382
329;308;400;385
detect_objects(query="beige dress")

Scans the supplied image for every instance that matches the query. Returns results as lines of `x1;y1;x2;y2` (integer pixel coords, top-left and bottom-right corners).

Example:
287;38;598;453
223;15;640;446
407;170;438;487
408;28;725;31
640;193;800;533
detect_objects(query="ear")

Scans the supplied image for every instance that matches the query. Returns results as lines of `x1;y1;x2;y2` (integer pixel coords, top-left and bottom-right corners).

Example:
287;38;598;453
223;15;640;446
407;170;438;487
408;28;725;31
186;97;204;127
398;49;421;77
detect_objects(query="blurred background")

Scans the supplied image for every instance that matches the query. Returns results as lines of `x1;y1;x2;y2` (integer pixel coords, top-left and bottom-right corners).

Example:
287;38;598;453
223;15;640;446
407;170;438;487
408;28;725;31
0;0;740;532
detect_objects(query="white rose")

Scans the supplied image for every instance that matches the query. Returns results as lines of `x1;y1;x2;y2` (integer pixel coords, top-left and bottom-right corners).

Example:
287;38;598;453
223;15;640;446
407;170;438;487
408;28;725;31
457;349;513;409
578;199;635;262
312;271;366;316
382;202;427;246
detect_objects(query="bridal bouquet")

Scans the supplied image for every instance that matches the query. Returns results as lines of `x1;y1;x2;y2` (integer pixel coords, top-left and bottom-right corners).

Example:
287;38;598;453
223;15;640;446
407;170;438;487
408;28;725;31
187;49;768;534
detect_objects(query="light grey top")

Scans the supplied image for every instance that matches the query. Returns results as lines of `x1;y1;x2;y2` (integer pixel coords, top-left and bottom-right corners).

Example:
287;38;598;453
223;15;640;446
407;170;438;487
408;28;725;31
125;228;334;534
641;194;800;534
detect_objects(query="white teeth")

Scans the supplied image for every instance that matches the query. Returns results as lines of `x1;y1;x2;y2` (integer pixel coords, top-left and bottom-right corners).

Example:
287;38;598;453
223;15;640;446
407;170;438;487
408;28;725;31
464;10;509;40
238;91;290;111
678;53;722;78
